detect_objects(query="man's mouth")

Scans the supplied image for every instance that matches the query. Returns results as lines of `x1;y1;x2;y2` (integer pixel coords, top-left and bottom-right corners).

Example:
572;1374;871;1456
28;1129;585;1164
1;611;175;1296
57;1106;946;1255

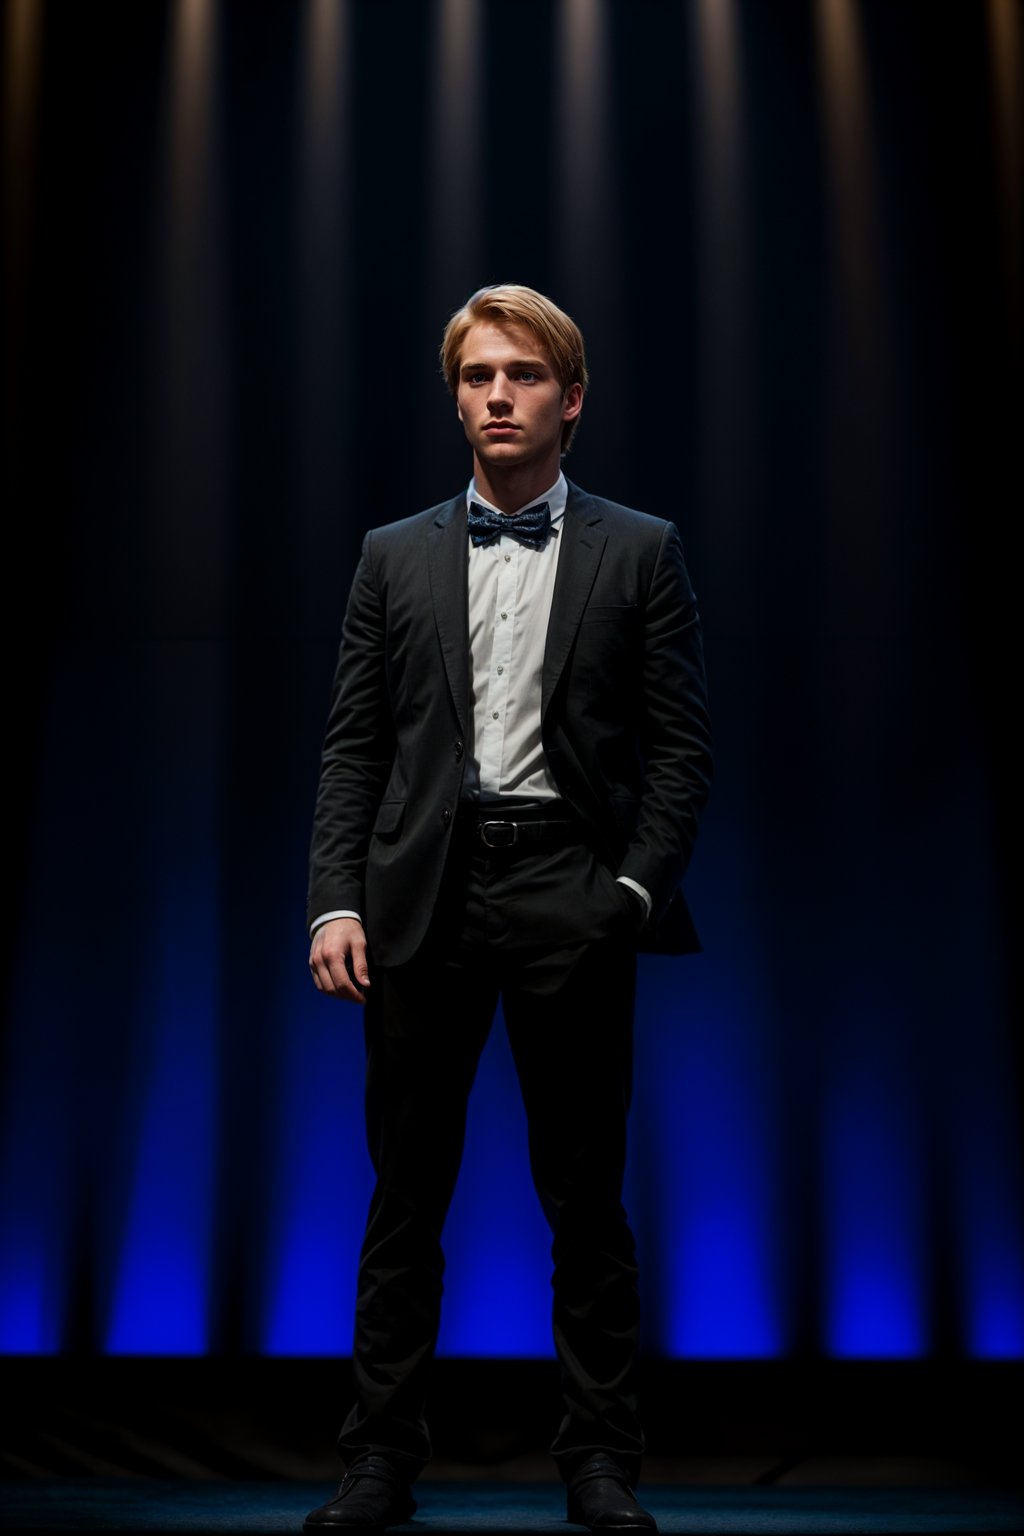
484;422;520;435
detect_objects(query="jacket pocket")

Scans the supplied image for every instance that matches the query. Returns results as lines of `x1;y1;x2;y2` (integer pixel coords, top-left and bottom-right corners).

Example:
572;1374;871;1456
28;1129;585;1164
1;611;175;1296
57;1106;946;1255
580;603;638;624
372;800;406;838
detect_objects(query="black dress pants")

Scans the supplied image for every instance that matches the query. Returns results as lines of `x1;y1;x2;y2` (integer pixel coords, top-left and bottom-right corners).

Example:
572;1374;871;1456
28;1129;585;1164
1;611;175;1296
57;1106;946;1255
336;817;644;1484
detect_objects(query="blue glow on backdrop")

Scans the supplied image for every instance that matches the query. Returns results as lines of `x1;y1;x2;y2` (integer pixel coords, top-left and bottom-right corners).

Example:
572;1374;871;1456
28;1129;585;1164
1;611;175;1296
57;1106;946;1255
104;663;224;1356
824;1038;927;1359
104;916;219;1356
261;979;371;1356
641;952;783;1360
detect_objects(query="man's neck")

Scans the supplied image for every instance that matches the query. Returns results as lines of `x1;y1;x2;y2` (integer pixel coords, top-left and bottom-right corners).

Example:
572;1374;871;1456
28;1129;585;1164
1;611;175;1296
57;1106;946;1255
471;456;562;515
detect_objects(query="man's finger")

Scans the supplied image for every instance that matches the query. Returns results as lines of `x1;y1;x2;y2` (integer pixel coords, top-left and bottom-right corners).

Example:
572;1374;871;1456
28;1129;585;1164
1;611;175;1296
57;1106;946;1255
349;934;371;988
321;944;366;1003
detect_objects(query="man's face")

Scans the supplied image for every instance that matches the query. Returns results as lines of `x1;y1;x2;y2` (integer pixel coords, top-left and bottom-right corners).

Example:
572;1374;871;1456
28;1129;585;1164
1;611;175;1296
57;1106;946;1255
456;320;582;474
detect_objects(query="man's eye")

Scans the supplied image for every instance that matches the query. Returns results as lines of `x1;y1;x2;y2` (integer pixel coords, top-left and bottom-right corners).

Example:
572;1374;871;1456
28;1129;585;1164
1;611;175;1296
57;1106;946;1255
467;372;488;384
518;370;538;382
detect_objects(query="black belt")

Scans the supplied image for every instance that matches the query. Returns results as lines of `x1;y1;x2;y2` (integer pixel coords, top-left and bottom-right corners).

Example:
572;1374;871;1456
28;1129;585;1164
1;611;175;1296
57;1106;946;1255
455;803;584;851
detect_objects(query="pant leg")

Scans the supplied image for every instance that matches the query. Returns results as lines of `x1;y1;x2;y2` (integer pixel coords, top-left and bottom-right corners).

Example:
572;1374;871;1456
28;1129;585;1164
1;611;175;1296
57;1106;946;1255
338;872;499;1476
499;848;644;1484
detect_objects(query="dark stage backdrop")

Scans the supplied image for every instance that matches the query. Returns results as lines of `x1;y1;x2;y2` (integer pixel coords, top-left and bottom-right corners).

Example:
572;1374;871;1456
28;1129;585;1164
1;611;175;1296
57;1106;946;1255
1;0;1021;1363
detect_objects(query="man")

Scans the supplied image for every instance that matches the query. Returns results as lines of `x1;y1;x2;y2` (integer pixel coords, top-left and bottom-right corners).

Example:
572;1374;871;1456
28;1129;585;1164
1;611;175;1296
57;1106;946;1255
304;285;713;1533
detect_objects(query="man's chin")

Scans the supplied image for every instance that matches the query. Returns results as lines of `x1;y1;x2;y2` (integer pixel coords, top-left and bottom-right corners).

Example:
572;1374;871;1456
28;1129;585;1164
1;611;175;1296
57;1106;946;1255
475;440;528;464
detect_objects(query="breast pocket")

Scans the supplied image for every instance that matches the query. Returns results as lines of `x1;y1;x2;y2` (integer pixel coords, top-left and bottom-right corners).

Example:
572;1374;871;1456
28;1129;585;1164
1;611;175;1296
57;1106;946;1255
580;604;639;624
573;605;641;690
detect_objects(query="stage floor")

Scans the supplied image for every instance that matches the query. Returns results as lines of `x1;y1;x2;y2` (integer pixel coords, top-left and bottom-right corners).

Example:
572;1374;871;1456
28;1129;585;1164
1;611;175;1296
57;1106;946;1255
3;1474;1024;1536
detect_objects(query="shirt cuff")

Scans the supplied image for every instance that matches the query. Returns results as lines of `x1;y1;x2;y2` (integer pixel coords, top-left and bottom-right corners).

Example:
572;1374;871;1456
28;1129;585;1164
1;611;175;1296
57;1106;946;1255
616;876;652;920
310;910;363;937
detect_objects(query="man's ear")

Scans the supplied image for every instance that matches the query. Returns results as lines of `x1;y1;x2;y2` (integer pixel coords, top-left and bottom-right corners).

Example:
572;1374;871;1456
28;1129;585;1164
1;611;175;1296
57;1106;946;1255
562;382;583;424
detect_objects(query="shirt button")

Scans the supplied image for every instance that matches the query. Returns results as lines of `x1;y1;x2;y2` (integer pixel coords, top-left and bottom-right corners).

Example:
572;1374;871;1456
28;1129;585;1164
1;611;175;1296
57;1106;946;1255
492;710;499;719
496;665;504;675
454;739;464;760
504;553;511;562
441;806;452;826
500;611;508;620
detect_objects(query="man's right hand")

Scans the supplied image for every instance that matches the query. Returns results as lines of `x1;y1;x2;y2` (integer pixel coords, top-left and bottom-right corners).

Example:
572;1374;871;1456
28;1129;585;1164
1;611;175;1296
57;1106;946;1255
309;918;371;1004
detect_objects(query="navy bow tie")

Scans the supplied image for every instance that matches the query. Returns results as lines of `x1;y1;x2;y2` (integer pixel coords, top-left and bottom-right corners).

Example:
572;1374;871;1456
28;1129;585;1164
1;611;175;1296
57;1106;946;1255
467;500;551;548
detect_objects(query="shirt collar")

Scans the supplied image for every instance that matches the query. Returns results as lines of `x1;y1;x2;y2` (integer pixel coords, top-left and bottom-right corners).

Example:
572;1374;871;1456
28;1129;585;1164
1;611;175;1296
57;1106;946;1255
466;470;567;526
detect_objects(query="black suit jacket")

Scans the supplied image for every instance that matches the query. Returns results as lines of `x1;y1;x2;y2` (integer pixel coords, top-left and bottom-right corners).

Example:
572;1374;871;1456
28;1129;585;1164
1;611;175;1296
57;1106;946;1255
307;480;713;966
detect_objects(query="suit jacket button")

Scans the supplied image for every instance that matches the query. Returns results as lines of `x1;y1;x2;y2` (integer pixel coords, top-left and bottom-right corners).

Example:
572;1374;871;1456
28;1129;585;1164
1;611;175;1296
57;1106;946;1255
454;740;464;760
441;807;452;826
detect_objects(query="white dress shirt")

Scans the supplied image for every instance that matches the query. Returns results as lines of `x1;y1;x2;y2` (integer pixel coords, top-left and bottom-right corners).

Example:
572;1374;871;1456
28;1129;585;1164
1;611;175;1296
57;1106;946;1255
310;472;650;934
463;472;567;802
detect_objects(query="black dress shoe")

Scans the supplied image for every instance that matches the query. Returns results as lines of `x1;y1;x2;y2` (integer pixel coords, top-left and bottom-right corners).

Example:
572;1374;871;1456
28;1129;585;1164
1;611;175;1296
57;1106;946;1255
303;1455;417;1532
566;1453;657;1531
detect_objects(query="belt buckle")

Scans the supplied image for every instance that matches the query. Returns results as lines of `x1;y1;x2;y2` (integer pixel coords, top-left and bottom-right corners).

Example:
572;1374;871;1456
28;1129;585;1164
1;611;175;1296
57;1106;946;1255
480;819;518;848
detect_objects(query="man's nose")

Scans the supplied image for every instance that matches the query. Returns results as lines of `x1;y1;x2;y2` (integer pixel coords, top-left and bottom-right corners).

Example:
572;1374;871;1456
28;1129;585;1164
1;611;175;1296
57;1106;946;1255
486;372;512;410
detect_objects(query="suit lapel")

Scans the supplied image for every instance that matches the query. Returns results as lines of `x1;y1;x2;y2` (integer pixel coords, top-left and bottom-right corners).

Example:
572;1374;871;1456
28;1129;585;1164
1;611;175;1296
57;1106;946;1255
542;481;607;720
427;495;470;734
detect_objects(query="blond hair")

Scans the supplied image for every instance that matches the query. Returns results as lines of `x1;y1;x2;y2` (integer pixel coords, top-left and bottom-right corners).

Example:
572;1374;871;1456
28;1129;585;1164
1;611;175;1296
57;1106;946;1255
440;284;589;453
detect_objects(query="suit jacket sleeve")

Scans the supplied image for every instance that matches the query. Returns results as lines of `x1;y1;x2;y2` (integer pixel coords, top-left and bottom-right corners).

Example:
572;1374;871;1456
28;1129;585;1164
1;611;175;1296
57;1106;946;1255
306;531;395;929
616;519;713;919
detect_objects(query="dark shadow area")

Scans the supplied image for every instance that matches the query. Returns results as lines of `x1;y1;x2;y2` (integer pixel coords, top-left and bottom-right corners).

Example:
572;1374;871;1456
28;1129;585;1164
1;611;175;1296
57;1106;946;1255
1;1361;1021;1503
